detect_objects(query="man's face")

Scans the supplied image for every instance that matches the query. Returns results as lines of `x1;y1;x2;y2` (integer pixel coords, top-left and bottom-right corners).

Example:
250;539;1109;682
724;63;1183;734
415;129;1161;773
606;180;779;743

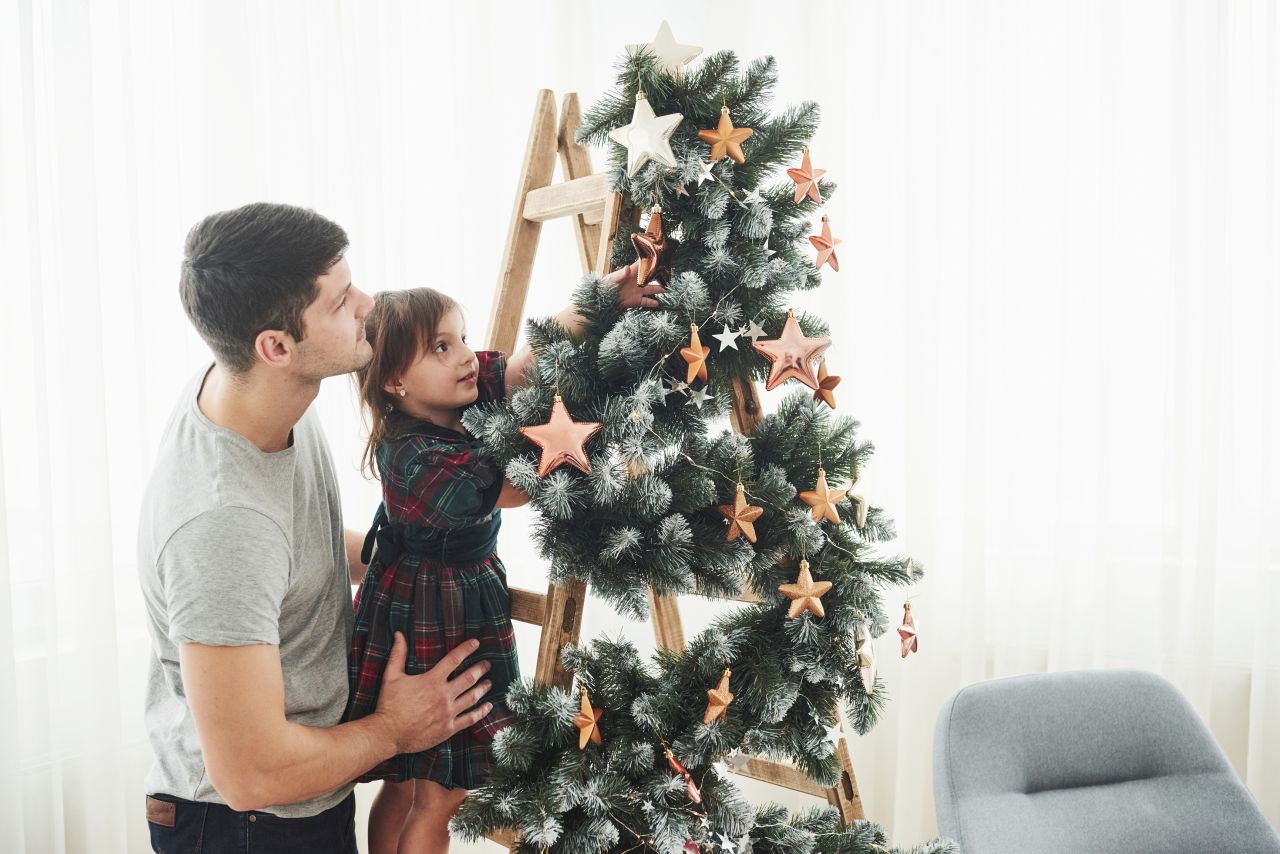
293;256;374;380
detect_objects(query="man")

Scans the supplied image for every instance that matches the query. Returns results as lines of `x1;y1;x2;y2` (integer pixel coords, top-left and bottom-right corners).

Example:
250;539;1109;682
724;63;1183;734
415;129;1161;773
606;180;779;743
137;202;494;852
137;201;665;852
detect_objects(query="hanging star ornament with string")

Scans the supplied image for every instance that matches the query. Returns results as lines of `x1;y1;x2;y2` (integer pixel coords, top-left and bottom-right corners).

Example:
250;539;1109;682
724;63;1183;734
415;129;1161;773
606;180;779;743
809;215;842;271
719;482;763;543
813;359;841;409
626;20;703;77
608;92;684;176
787;145;826;204
778;558;833;619
703;667;735;724
519;395;603;477
573;688;603;749
680;324;711;384
847;475;868;529
800;467;847;524
752;310;831;391
698;105;754;164
899;602;919;657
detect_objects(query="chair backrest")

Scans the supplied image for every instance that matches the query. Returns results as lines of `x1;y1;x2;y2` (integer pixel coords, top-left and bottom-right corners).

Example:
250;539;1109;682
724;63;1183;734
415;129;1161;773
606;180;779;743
933;669;1280;854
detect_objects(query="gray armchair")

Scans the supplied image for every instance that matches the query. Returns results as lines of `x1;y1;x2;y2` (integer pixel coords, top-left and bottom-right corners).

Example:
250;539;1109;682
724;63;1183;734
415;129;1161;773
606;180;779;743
933;668;1280;853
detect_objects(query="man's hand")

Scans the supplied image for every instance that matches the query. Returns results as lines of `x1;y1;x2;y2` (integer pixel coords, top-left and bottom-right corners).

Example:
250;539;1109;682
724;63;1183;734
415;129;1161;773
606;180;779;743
605;262;666;309
373;634;494;755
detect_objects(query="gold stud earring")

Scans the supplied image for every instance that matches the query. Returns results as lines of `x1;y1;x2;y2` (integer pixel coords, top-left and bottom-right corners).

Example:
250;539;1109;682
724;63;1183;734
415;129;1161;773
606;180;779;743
397;387;406;397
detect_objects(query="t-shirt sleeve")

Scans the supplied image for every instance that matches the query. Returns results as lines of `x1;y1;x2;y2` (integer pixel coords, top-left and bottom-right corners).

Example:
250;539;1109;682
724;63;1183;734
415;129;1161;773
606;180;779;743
159;506;291;646
382;439;503;529
473;350;508;406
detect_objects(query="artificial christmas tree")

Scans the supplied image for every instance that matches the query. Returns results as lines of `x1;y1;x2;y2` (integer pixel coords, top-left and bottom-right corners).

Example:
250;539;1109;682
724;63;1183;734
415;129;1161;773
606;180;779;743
451;22;952;854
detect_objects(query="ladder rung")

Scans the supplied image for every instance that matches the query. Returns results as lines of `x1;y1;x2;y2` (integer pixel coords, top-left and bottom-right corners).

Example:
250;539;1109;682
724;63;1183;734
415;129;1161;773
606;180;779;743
522;173;610;224
509;586;546;624
732;755;829;798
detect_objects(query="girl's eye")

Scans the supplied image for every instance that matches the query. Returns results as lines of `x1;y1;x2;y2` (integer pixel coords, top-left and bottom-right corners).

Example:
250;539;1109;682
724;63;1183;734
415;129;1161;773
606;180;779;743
435;342;447;353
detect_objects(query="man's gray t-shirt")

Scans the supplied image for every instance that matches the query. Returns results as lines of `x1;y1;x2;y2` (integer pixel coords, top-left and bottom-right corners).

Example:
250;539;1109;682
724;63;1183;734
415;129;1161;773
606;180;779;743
137;365;356;818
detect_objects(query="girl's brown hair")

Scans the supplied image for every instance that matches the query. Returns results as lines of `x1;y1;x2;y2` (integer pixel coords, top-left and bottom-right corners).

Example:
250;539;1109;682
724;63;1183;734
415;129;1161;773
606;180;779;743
356;287;459;479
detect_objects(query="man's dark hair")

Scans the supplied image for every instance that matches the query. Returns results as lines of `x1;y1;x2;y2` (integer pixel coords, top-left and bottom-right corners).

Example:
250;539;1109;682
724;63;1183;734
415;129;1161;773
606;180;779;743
179;202;349;374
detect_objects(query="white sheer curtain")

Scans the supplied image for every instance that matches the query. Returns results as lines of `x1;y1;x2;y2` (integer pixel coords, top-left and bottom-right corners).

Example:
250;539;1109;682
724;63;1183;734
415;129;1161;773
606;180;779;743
1;1;1276;852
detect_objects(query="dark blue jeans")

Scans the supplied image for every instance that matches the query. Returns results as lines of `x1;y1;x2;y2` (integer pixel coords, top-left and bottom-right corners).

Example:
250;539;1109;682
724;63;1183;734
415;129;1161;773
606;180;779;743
146;791;358;853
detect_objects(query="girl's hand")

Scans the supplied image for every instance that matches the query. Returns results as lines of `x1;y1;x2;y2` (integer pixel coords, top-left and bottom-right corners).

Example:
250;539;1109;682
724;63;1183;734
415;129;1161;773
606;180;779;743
605;262;666;310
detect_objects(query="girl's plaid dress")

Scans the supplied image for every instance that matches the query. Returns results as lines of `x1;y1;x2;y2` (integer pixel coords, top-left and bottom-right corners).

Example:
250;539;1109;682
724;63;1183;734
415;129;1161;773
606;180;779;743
344;350;521;789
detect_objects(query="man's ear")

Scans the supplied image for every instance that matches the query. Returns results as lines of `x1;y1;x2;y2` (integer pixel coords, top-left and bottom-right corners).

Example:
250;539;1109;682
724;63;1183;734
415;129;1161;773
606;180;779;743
254;329;294;369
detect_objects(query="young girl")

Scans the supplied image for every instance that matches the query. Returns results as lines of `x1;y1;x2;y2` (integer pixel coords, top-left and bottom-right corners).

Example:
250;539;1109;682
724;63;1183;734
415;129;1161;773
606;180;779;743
346;262;661;854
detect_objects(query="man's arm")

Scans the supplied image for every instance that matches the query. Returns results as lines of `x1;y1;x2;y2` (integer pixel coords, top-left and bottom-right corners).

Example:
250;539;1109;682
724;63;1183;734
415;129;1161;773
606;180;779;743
504;262;665;396
182;633;492;812
344;527;365;585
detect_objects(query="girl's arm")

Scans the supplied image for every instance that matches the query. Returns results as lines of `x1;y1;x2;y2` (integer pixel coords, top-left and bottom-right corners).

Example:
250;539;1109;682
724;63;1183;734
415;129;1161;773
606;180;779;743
495;480;530;508
505;262;665;396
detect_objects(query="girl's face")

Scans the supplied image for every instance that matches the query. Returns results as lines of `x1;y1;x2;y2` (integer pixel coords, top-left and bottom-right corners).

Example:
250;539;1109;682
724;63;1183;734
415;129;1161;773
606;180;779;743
387;306;479;427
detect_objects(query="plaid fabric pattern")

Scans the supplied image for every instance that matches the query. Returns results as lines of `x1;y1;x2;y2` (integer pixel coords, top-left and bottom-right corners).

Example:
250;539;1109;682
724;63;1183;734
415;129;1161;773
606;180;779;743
344;350;521;790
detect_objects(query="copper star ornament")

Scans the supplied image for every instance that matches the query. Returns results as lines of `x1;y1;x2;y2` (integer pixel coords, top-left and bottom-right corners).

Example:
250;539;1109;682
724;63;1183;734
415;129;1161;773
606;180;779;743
809;215;842;271
608;92;684;177
698;106;754;164
751;310;831;390
813;359;841;409
719;482;763;543
519;395;603;477
703;667;735;724
787;146;826;204
632;207;674;287
899;603;919;658
800;467;848;524
855;622;877;695
574;688;603;749
778;558;833;619
680;324;711;384
626;20;702;77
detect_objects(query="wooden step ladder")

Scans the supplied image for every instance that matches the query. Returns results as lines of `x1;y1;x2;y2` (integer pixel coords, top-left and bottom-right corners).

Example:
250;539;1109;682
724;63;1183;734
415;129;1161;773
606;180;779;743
484;90;865;849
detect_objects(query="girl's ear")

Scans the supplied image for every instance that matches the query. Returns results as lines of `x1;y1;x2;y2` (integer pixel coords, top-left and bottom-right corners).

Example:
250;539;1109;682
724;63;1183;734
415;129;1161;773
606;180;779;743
382;379;401;395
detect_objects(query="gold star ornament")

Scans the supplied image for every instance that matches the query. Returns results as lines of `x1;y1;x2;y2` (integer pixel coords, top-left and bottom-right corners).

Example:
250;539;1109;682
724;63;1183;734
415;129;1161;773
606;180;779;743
751;310;831;390
703;667;735;724
519;395;603;477
698;106;754;164
719;482;764;543
778;558;833;619
800;467;847;524
680;324;711;384
813;359;841;409
573;687;604;749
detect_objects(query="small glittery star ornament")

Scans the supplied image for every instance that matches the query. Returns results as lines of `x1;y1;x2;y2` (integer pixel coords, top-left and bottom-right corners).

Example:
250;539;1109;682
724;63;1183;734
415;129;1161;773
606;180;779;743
751;310;831;390
632;206;677;287
813;359;841;409
680;324;711;384
519;395;603;476
608;92;684;176
899;602;919;657
809;215;842;271
719;482;763;543
800;467;847;524
573;688;603;749
703;667;735;724
778;558;833;619
665;748;702;803
787;145;826;204
698;106;754;164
